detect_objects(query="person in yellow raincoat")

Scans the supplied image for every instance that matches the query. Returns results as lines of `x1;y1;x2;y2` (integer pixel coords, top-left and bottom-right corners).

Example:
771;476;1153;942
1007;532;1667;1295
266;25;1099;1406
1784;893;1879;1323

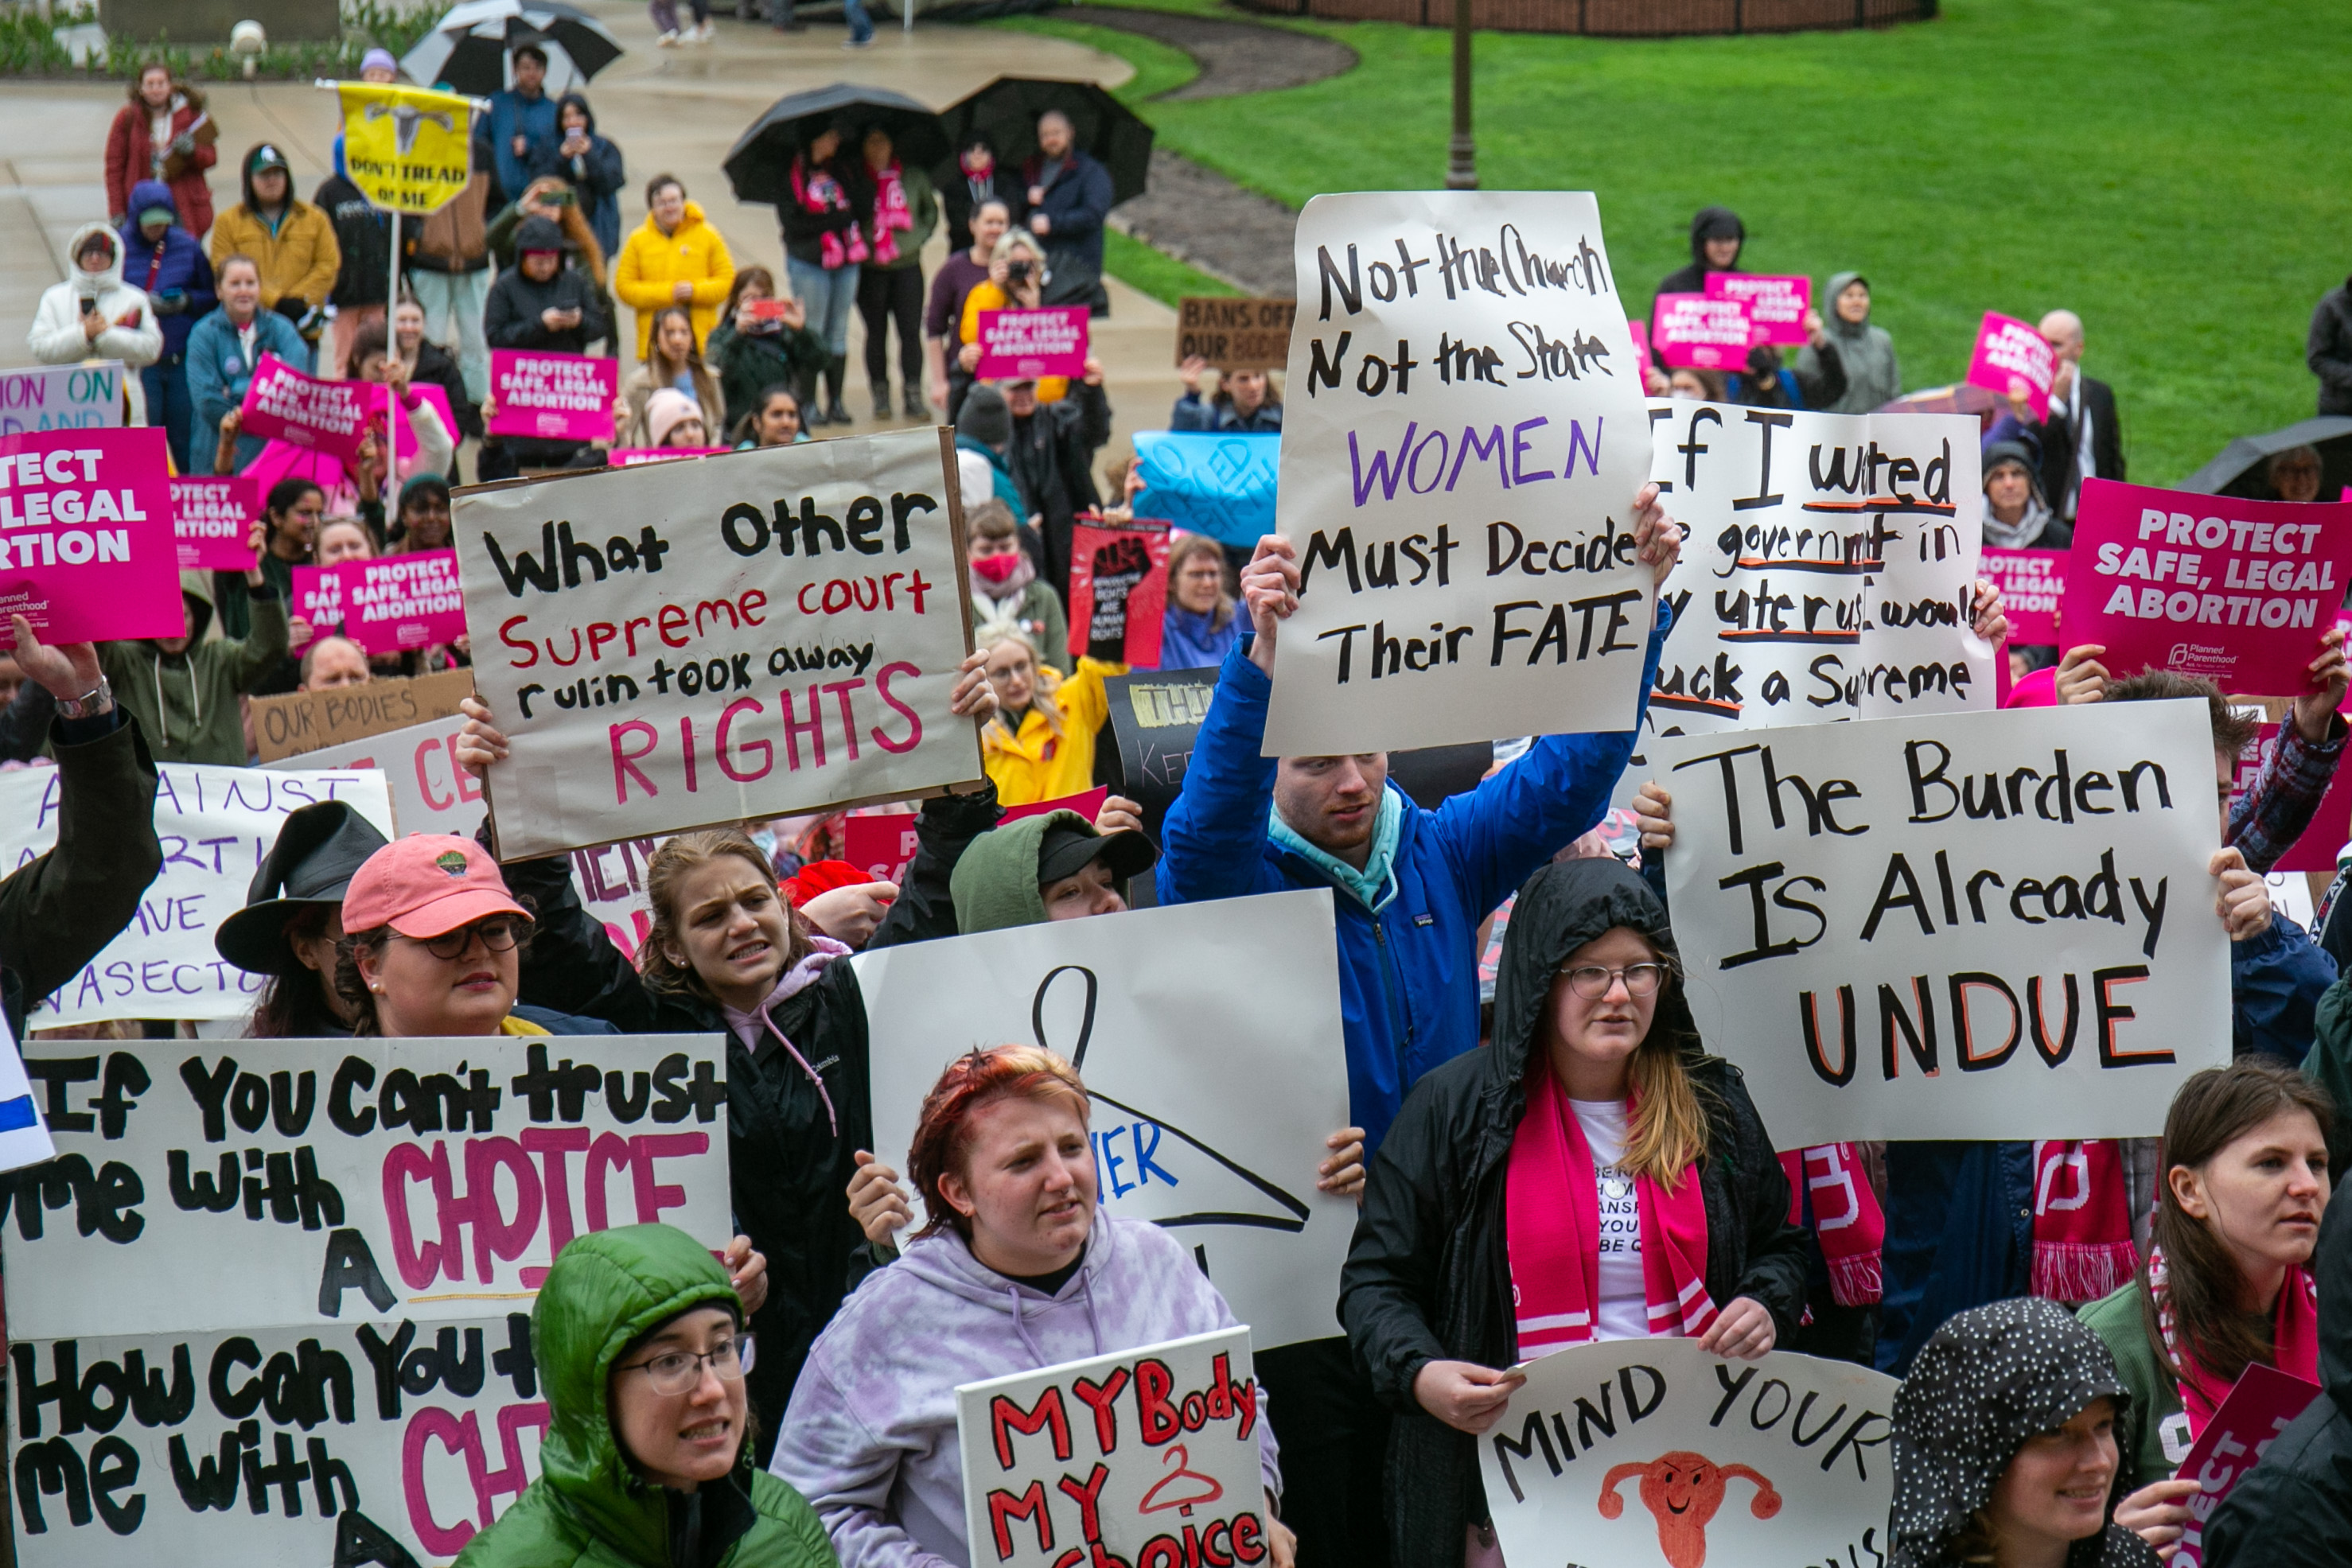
975;627;1123;805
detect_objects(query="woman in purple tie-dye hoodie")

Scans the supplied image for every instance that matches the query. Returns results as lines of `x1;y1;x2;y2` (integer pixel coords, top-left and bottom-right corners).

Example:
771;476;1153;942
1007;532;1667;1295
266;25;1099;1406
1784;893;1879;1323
769;1045;1291;1568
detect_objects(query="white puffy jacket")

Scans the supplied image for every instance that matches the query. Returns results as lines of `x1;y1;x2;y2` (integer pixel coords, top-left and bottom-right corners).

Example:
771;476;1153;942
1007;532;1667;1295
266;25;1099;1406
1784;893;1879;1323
28;222;165;422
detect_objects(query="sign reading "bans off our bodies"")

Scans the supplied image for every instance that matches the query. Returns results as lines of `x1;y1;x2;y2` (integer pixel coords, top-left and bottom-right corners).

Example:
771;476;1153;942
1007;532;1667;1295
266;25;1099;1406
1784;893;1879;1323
456;430;982;860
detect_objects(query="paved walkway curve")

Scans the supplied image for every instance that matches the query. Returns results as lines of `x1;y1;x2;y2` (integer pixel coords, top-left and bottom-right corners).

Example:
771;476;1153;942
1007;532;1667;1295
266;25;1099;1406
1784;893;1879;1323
1061;3;1357;99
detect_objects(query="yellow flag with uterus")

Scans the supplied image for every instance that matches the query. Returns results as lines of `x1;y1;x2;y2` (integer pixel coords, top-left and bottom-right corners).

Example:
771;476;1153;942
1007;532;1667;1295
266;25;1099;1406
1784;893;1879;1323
336;81;477;213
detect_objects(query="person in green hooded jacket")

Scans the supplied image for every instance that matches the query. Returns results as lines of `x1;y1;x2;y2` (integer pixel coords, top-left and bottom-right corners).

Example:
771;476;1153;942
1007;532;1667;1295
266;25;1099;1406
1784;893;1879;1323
454;1223;837;1568
99;557;287;765
1796;270;1901;414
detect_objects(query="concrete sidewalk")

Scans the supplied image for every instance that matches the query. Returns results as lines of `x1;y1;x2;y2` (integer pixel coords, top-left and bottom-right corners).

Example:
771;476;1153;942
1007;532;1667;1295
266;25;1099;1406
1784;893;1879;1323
0;1;1183;469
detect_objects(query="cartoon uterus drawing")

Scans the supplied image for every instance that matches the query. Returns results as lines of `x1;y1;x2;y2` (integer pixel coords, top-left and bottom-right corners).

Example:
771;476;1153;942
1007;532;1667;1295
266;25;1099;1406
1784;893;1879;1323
1599;1451;1782;1568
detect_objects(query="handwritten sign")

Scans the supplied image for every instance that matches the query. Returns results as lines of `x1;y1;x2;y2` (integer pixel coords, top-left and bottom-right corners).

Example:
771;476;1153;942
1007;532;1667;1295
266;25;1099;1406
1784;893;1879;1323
2062;478;2352;695
1984;547;2066;645
0;426;183;648
1069;520;1170;667
1650;700;2230;1144
957;1328;1271;1568
1175;298;1297;372
1481;1342;1900;1568
975;306;1089;380
1651;294;1751;370
1965;313;2055;422
1706;274;1811;347
2168;1364;2322;1568
169;475;257;572
259;720;484;838
239;353;372;464
858;889;1353;1350
1131;431;1276;550
488;348;618;443
457;428;982;861
1104;667;1217;837
1271;191;1654;754
0;361;125;434
249;667;476;763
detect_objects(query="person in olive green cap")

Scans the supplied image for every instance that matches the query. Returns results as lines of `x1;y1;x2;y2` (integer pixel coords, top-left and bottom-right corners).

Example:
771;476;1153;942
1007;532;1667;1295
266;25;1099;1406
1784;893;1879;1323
454;1224;836;1568
945;808;1158;933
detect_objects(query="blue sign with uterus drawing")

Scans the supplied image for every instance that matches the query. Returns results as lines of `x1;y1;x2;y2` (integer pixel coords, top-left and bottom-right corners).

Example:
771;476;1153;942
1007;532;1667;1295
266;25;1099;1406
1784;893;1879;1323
855;888;1353;1349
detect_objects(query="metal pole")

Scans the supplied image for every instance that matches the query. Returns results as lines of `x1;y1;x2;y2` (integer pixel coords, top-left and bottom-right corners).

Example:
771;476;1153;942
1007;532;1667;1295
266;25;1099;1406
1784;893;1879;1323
1444;0;1476;189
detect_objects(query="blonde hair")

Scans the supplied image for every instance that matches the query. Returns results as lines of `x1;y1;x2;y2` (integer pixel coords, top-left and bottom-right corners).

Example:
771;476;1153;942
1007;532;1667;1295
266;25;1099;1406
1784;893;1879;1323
991;231;1045;267
980;629;1064;738
1602;933;1709;1187
640;830;810;998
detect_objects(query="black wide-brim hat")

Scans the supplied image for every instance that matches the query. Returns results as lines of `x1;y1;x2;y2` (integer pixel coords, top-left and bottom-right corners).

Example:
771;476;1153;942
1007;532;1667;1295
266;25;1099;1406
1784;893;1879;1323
213;800;391;976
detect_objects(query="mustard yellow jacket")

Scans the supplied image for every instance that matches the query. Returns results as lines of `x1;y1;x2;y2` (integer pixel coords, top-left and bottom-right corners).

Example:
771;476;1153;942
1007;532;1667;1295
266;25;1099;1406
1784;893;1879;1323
612;201;735;358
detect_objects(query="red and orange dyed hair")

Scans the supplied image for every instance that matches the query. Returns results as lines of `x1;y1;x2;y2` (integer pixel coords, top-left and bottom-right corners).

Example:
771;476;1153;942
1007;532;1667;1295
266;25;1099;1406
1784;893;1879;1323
908;1045;1090;1239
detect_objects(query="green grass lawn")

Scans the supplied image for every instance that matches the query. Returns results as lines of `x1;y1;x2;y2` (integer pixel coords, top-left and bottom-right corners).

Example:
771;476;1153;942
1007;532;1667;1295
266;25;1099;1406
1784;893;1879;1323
999;0;2352;484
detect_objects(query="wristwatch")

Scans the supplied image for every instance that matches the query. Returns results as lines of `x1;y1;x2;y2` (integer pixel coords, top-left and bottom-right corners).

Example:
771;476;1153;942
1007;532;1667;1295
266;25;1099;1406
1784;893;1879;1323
56;676;114;721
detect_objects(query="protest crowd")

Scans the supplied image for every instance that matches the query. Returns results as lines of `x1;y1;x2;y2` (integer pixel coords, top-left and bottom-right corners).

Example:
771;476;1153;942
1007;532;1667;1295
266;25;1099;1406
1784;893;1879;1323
13;33;2352;1568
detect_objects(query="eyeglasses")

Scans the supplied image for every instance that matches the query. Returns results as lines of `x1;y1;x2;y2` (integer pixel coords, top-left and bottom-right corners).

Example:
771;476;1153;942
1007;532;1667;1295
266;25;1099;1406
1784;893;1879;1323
411;916;525;961
618;1333;755;1396
1559;963;1668;999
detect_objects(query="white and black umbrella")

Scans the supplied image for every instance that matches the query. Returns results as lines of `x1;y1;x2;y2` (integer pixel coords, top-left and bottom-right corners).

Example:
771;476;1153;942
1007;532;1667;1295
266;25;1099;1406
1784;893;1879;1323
401;0;625;99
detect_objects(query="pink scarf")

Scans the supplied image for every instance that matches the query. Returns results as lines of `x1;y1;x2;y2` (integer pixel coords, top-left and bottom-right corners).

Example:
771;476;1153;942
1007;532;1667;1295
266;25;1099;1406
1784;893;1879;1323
2031;1140;2141;1304
1505;1064;1714;1356
792;158;867;272
2149;1243;2321;1434
719;935;851;1135
1778;1145;1884;1307
870;161;912;267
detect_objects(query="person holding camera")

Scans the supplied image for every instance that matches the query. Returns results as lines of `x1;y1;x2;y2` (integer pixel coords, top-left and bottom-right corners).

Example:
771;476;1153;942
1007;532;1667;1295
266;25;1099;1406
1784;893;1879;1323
29;224;162;418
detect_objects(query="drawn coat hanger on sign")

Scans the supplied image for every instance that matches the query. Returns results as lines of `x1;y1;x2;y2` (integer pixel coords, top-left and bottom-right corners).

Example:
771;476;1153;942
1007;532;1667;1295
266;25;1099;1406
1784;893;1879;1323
1030;964;1311;1234
1139;1443;1225;1519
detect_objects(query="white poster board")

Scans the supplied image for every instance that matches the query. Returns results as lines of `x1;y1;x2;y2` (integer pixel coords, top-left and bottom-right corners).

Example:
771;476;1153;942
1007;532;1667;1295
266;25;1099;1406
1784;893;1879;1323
0;360;126;434
855;889;1353;1351
1479;1341;1900;1568
958;1327;1271;1568
455;430;983;859
1268;192;1654;755
1649;700;2231;1144
0;765;393;1025
261;719;485;837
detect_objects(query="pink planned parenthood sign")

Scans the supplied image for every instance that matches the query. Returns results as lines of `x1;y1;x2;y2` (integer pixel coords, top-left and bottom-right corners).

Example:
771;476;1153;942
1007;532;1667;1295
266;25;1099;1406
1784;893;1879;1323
1650;292;1750;369
2062;477;2352;695
975;305;1088;379
1966;312;2056;421
489;348;618;442
169;474;258;571
1706;273;1810;346
1981;547;2066;644
298;550;468;653
2168;1363;2319;1568
239;352;372;464
0;426;183;647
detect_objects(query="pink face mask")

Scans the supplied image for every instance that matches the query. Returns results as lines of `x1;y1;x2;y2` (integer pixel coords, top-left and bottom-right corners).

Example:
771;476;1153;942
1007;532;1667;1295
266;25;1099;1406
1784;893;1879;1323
972;552;1019;584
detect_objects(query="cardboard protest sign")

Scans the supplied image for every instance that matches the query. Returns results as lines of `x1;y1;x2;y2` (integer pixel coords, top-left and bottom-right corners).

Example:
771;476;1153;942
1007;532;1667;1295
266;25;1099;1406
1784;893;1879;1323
1069;519;1171;667
1650;699;2231;1144
1104;667;1218;835
1965;312;2055;422
334;80;477;213
488;348;618;442
456;429;982;860
239;353;372;464
1481;1341;1900;1568
1706;274;1811;347
857;889;1353;1350
2166;1364;2321;1568
975;305;1089;379
957;1328;1271;1568
307;550;468;655
260;719;485;836
1273;192;1654;755
249;667;477;763
0;1010;56;1174
0;766;393;1025
0;426;183;648
1651;293;1751;369
1641;403;1994;742
169;475;257;571
6;1031;732;1339
1984;547;2066;644
0;361;125;434
2062;478;2352;695
1131;430;1277;548
1176;297;1297;372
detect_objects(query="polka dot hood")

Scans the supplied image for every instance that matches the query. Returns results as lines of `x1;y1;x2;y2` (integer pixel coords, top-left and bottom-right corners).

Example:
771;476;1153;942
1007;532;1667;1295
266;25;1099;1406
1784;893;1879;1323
1889;1298;2159;1568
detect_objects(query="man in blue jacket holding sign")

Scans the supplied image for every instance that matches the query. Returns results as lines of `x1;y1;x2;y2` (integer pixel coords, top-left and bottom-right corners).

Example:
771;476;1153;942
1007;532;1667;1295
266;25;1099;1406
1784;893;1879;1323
1151;481;1681;1568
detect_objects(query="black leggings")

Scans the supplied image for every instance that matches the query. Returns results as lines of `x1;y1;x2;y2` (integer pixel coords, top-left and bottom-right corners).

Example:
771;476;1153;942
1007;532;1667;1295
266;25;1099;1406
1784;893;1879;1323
857;264;924;390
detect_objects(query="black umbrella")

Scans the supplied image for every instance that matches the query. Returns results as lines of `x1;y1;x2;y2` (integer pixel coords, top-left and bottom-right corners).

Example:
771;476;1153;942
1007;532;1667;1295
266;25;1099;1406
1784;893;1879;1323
937;76;1154;207
401;0;624;98
2180;415;2352;500
722;84;949;207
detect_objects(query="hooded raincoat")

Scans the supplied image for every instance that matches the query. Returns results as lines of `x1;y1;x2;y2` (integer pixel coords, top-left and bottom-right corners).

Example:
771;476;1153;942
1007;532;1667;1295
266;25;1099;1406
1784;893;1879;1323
1799;270;1901;414
1655;205;1743;301
117;181;216;360
29;222;162;421
770;1210;1281;1568
96;575;287;765
1890;1298;2160;1568
2203;1193;2352;1566
450;1224;835;1568
615;200;737;358
1339;856;1808;1563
